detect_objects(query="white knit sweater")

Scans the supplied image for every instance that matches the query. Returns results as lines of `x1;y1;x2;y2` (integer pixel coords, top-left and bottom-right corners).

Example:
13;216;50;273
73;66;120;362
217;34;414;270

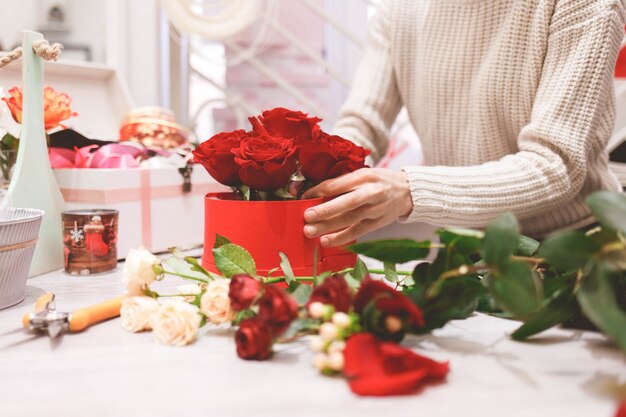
334;0;626;237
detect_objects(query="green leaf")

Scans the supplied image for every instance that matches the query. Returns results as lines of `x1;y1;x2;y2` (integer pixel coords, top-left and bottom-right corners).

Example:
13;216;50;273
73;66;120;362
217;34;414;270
477;290;501;313
586;191;626;234
516;235;540;257
213;234;232;249
486;260;543;319
438;228;483;254
417;276;483;333
482;213;519;268
542;271;576;299
577;261;626;351
212;243;256;277
404;262;432;307
349;239;431;264
274;187;296;200
314;271;332;287
352;257;369;280
537;231;600;272
233;309;256;325
344;273;361;290
512;286;577;340
1;133;18;150
288;282;313;305
236;185;251;201
164;255;210;281
383;262;398;283
279;252;295;285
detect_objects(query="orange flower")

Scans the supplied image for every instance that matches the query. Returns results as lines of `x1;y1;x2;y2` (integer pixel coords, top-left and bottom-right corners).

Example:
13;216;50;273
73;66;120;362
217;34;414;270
2;86;77;130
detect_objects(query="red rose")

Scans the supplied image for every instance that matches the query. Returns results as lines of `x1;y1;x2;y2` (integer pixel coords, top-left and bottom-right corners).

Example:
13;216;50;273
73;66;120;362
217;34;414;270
616;402;626;417
354;278;424;341
299;132;370;184
233;135;298;191
193;129;248;186
344;333;449;396
249;107;321;146
307;274;353;313
235;318;273;360
258;286;298;335
229;274;262;311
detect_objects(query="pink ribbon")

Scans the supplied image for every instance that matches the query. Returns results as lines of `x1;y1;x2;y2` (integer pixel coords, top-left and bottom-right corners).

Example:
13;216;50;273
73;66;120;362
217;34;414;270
49;143;145;169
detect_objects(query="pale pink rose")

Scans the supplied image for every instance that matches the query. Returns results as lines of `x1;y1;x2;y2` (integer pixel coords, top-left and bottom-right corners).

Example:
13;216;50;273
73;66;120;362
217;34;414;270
150;301;201;346
200;279;233;324
120;296;159;333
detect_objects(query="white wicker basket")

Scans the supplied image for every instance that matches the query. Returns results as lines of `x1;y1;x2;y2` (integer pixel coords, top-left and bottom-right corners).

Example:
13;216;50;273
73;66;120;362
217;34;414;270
0;208;44;309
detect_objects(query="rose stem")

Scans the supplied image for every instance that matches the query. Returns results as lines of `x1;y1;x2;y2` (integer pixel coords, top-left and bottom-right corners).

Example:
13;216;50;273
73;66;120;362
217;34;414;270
163;271;209;283
263;268;412;284
155;293;199;298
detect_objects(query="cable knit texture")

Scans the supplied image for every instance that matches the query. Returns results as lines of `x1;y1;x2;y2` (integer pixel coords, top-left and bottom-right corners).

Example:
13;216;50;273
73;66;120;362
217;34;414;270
334;0;626;237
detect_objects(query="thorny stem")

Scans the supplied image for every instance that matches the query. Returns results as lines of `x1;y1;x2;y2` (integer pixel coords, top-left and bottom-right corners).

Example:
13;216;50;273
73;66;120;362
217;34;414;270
262;267;414;285
511;256;546;264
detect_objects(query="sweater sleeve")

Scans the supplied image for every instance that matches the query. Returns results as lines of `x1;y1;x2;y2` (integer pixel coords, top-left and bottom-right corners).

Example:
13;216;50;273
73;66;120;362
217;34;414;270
400;1;626;228
332;0;402;162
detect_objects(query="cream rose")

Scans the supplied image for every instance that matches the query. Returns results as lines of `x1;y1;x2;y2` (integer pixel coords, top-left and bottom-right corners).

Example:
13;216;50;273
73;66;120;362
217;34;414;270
123;247;160;295
177;283;202;302
150;301;201;346
120;296;159;333
200;279;233;324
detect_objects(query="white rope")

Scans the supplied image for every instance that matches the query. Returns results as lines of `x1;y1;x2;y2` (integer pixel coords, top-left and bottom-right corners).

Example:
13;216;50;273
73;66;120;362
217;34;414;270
160;0;261;41
0;39;63;69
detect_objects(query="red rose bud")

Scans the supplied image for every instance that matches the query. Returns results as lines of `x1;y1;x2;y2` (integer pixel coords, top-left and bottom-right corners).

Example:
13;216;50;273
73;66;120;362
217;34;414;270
354;278;424;342
258;286;298;336
229;274;262;311
192;129;248;186
299;132;370;184
233;135;298;191
343;333;449;396
307;274;353;313
250;107;321;146
235;318;273;360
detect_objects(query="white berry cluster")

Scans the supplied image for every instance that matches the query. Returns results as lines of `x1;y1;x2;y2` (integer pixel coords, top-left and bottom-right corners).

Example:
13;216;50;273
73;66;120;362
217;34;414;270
307;301;360;375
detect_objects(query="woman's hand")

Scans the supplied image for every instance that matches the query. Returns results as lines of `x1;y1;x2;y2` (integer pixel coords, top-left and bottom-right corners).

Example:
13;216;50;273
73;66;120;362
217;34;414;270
302;168;413;247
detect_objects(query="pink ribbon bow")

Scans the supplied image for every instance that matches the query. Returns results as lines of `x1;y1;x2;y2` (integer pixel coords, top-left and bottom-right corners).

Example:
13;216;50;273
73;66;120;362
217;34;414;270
49;143;144;169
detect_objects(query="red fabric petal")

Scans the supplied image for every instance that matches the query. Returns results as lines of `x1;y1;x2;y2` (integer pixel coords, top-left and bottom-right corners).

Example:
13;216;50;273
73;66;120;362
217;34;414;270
348;369;430;396
344;333;449;397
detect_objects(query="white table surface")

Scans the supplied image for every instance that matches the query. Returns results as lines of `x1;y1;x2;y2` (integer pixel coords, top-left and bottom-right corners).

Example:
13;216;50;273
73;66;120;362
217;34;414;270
1;262;625;417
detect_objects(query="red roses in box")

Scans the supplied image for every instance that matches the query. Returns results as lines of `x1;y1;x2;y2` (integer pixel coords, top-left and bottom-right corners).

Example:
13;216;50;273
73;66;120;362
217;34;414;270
192;108;370;200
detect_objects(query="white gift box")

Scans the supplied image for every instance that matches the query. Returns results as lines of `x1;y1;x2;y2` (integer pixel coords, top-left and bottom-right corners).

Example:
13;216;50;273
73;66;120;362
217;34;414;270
1;60;227;259
54;167;227;259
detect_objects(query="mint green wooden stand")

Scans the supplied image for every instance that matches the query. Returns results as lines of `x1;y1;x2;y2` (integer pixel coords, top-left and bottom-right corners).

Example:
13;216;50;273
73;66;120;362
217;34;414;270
1;31;65;275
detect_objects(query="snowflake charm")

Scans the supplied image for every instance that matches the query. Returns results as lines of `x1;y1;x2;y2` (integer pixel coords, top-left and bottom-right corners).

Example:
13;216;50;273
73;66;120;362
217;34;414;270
70;227;84;244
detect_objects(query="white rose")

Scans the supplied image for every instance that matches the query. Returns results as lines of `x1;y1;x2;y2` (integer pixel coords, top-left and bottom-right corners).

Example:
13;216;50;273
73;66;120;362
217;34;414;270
200;279;233;324
123;247;159;294
177;284;202;302
150;301;201;346
120;296;159;333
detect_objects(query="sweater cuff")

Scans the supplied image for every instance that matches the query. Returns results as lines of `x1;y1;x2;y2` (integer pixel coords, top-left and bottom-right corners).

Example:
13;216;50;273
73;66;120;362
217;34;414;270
398;166;447;224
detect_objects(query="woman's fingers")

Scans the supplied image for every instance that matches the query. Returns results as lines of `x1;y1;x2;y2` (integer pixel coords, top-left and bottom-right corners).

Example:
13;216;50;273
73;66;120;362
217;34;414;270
304;204;382;238
304;185;379;223
321;217;387;247
302;168;373;199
